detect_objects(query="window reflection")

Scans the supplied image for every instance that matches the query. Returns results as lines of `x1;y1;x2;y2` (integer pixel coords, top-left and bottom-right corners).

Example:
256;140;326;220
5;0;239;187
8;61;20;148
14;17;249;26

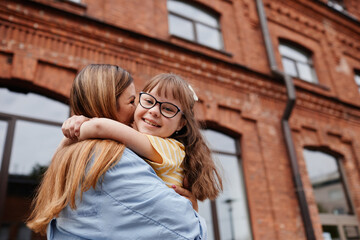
323;225;340;240
214;153;252;240
201;130;236;154
199;129;252;240
303;149;352;215
0;88;69;122
197;24;222;50
9;120;63;176
198;200;215;240
169;15;194;41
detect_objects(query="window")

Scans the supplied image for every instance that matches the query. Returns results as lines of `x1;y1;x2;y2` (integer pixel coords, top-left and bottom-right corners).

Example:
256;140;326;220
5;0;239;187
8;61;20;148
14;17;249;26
199;130;252;240
303;149;359;240
279;41;318;83
327;0;345;12
0;88;69;239
167;0;223;50
354;71;360;93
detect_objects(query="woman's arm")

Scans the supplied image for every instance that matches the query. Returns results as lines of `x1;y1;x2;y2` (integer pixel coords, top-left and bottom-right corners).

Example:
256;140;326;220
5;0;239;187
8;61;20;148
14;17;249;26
79;118;162;163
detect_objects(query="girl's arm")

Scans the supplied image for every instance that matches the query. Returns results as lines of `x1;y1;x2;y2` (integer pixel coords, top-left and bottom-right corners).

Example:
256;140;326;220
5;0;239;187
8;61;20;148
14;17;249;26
79;118;162;163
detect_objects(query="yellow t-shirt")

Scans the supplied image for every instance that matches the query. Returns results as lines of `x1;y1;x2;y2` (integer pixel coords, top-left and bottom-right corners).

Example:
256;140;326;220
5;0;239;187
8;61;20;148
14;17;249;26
146;135;185;187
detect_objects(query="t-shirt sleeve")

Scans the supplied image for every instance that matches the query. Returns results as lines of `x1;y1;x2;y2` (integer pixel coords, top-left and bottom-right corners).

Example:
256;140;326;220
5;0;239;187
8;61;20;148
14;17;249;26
145;135;185;169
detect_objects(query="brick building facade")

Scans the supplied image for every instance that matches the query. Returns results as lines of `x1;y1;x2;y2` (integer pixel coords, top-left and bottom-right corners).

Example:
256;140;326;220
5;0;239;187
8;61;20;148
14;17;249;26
0;0;360;239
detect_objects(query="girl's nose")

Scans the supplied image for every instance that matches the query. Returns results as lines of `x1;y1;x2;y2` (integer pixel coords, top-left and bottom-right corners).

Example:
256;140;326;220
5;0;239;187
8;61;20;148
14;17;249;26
149;103;161;117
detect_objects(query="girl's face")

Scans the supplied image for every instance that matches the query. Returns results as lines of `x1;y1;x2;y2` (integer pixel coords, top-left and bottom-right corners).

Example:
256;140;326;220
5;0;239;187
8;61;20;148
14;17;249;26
116;82;136;125
134;87;185;138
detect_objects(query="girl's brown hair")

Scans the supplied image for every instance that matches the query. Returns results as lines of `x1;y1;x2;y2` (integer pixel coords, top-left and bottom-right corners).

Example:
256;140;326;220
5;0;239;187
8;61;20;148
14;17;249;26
27;64;133;235
143;73;223;201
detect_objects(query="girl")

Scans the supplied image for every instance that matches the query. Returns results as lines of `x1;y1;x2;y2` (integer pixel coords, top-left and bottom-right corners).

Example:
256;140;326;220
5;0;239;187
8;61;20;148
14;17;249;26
64;73;222;201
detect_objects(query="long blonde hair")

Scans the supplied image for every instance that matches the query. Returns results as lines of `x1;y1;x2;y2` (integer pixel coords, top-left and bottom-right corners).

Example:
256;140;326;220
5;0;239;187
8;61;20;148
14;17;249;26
143;73;223;201
27;64;133;235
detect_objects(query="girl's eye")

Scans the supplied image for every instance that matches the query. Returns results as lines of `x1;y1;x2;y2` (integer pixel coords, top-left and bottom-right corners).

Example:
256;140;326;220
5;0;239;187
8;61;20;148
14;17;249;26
146;99;154;104
162;106;176;113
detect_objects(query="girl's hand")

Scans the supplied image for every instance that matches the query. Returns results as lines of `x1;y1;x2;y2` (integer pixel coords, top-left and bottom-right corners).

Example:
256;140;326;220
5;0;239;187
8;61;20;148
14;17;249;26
172;185;198;212
62;115;90;140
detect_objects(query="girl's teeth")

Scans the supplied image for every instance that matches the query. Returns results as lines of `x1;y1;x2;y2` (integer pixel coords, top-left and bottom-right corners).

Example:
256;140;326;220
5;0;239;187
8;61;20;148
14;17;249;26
145;119;157;127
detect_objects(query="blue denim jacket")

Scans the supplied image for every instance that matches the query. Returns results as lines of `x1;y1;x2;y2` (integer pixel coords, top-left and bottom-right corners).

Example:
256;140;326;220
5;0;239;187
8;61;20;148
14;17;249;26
47;148;207;240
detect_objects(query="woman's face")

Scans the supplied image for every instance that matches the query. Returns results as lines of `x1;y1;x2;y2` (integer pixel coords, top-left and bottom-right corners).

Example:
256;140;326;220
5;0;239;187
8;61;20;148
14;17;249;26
116;82;136;125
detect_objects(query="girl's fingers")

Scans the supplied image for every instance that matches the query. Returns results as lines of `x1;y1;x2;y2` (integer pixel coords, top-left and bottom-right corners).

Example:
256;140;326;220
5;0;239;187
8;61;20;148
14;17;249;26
62;115;81;140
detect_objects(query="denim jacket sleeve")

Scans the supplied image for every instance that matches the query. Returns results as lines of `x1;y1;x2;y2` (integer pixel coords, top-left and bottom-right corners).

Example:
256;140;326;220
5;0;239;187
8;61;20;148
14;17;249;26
47;148;207;240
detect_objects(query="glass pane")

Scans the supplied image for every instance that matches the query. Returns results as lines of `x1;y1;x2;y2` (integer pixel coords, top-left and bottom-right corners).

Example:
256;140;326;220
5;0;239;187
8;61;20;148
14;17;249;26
198;200;215;240
9;120;63;176
354;73;360;85
328;1;344;11
167;0;218;27
169;14;194;41
201;129;237;154
298;62;315;83
303;149;352;215
344;225;360;239
279;44;308;62
16;223;32;240
0;120;8;171
197;24;222;50
0;88;69;122
215;153;252;240
282;58;298;77
323;225;340;240
0;224;10;239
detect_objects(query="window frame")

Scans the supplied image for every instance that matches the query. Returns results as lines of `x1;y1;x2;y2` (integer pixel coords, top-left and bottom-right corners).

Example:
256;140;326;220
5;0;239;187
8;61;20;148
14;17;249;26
199;129;252;240
0;89;69;238
167;0;224;50
279;41;318;83
303;148;359;240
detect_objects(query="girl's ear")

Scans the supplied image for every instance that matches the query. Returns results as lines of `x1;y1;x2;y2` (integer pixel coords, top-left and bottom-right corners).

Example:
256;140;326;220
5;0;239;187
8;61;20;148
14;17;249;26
176;118;187;131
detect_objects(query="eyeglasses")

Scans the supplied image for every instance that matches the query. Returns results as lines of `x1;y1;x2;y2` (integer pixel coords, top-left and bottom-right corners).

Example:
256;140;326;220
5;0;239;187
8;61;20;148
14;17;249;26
139;92;183;118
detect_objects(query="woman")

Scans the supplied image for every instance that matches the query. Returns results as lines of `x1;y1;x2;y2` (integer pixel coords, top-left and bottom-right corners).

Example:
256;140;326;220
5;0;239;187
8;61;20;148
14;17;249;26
27;64;207;239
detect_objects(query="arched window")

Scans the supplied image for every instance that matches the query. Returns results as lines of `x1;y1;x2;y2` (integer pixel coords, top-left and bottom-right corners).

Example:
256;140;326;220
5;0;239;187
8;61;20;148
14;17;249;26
279;41;318;83
303;149;359;240
167;0;223;50
199;129;252;240
0;88;69;239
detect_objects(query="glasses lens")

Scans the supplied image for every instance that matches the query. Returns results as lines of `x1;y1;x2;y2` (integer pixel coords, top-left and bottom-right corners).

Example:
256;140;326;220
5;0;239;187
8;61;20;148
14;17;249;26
161;103;178;118
140;93;155;108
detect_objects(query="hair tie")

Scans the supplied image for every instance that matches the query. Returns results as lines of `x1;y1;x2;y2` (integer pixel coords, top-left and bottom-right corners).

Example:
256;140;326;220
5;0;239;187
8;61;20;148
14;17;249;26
188;84;198;101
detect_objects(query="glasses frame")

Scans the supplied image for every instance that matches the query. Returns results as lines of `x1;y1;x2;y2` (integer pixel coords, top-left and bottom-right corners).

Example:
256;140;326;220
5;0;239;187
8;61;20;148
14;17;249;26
139;92;183;118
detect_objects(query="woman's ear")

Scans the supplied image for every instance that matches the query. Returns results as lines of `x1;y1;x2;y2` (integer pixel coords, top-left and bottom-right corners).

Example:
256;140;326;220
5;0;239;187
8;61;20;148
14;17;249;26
176;118;186;131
